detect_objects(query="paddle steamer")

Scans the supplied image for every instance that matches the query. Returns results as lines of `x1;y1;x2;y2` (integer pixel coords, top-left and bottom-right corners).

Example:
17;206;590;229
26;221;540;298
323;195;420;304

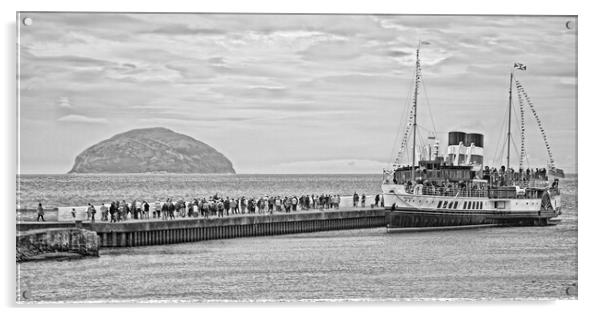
382;42;563;229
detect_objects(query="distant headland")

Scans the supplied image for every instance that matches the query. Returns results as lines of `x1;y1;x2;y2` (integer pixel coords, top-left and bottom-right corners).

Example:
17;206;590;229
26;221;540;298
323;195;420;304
68;127;235;174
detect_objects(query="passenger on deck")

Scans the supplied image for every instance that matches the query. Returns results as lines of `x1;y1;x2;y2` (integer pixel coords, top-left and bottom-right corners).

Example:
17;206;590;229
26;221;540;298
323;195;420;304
36;203;45;222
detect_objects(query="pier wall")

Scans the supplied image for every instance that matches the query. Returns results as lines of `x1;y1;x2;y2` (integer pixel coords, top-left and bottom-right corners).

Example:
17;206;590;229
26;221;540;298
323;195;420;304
86;209;385;247
16;228;100;262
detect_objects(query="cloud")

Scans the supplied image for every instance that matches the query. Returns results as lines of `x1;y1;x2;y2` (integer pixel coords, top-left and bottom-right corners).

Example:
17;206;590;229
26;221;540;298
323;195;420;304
146;24;226;35
56;96;72;109
57;114;108;124
17;13;577;173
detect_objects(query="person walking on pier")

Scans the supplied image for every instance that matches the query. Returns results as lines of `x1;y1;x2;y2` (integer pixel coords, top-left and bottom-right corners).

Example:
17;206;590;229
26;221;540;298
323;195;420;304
233;198;239;215
361;194;366;207
224;197;230;216
161;200;168;220
123;200;131;221
131;200;137;220
275;196;282;212
86;203;92;221
249;198;255;214
100;204;108;221
168;199;176;220
353;192;359;207
292;196;298;211
374;195;380;208
240;197;247;215
109;202;116;222
187;201;194;217
284;197;291;213
201;199;209;218
217;199;224;217
36;203;45;222
154;200;161;219
230;197;236;215
143;201;150;219
88;203;96;222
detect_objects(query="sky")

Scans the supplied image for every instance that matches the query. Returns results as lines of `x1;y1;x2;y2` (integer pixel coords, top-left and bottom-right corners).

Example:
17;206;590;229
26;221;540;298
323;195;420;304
17;13;577;174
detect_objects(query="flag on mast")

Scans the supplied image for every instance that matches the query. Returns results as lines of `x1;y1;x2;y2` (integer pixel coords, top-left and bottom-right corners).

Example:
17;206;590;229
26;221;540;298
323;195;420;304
514;62;527;70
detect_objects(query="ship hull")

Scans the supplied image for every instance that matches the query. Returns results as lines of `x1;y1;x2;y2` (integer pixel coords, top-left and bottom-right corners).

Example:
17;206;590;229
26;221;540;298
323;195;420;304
385;208;556;230
382;184;561;229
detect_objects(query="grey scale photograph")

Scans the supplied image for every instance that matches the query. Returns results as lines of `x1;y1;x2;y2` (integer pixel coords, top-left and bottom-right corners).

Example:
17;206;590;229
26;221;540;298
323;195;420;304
15;12;577;302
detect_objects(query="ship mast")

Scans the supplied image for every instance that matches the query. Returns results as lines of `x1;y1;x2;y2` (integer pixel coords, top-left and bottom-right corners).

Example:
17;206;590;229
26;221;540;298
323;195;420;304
506;70;514;169
411;45;421;181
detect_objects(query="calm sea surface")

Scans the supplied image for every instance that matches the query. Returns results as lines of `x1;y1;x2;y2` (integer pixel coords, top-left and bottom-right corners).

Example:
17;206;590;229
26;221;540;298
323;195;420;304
17;174;382;208
16;174;577;302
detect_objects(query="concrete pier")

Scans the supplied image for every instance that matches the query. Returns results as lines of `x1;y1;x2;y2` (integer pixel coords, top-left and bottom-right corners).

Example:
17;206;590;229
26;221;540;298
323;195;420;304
18;209;386;248
16;228;100;261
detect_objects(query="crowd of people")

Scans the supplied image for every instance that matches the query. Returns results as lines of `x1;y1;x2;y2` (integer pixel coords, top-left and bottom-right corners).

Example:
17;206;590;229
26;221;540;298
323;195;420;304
82;193;373;222
483;166;548;186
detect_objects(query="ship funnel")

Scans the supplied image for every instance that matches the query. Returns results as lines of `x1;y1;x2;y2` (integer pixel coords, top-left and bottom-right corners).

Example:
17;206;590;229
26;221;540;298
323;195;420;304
447;131;484;166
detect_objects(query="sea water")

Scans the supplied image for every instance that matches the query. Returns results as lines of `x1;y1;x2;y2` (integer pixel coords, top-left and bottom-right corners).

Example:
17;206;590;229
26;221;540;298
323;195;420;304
16;174;577;301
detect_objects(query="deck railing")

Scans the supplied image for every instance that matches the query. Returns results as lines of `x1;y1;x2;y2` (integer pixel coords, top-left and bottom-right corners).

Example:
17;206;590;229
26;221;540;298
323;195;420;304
406;186;488;198
405;184;556;199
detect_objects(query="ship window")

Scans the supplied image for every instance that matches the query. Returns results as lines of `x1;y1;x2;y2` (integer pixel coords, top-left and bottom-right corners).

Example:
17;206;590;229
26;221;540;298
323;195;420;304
462;201;467;209
437;201;442;208
453;201;459;209
480;202;483;209
495;201;505;209
467;201;472;209
442;201;448;208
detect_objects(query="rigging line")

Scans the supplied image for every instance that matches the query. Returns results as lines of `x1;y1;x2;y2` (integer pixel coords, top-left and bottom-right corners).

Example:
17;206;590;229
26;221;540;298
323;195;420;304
525;150;531;168
393;68;420;162
419;73;438;136
494;95;511;162
493;102;510;166
515;81;527;169
389;72;417;166
496;134;509;166
510;134;522;166
390;77;414;157
515;80;556;168
388;104;410;164
510;91;523;166
416;124;436;135
414;127;423;156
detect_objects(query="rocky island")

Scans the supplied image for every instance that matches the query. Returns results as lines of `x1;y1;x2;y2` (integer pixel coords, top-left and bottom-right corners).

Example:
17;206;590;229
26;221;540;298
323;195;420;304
68;127;235;174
